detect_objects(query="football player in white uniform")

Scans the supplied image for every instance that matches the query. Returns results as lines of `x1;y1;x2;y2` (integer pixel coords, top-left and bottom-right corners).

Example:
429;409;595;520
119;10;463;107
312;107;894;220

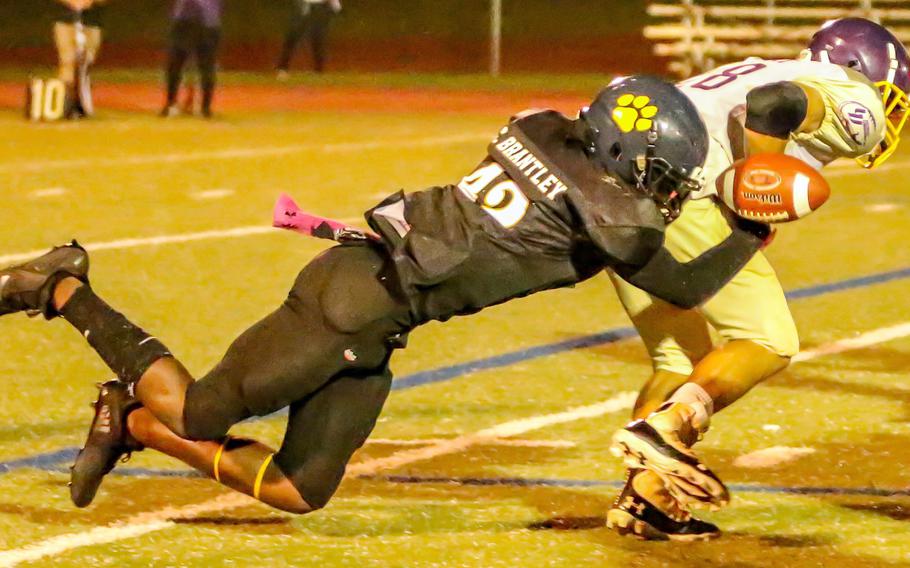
607;18;910;541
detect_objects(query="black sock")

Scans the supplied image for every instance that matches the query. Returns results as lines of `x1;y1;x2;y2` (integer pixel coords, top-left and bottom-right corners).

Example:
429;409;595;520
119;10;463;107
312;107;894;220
60;285;172;384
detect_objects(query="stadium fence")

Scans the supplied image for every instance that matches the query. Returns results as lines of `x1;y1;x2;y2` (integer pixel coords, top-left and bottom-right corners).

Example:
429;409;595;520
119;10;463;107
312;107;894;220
646;0;910;76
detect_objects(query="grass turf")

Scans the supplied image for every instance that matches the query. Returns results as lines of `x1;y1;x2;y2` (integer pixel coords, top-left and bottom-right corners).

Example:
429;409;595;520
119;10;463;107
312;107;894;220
1;84;910;566
0;67;617;93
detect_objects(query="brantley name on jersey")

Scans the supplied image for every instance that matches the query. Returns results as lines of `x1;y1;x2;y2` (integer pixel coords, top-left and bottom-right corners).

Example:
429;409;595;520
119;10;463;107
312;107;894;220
490;133;569;200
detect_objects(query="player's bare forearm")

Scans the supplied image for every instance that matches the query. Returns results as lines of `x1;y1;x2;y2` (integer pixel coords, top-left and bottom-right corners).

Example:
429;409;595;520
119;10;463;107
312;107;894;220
745;129;789;156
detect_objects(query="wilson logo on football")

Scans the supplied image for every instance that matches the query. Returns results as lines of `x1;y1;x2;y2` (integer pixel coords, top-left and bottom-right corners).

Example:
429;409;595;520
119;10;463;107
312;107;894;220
741;169;782;192
741;191;783;205
718;153;831;224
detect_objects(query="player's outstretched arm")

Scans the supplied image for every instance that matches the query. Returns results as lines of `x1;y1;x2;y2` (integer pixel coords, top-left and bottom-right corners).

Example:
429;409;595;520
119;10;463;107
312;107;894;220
614;217;770;310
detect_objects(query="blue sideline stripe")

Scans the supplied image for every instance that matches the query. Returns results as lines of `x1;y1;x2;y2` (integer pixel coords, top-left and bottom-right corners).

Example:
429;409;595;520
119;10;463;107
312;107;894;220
43;466;910;498
3;264;910;476
367;474;910;498
46;465;204;478
785;266;910;301
392;328;638;391
394;264;910;392
0;448;80;473
371;474;619;488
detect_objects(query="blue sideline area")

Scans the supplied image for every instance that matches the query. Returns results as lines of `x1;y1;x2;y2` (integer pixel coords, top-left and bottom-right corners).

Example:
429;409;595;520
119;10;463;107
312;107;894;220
40;467;910;499
1;264;910;479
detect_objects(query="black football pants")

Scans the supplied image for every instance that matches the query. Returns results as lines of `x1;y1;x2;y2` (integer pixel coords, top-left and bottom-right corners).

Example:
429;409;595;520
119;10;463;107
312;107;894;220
277;3;333;72
165;20;221;113
182;242;413;508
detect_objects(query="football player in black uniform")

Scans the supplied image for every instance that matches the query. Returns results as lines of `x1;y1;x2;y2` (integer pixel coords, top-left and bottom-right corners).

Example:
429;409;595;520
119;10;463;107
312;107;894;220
0;76;769;516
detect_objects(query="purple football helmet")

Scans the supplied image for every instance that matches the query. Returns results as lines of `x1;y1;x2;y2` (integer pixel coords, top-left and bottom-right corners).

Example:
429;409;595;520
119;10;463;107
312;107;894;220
808;18;910;167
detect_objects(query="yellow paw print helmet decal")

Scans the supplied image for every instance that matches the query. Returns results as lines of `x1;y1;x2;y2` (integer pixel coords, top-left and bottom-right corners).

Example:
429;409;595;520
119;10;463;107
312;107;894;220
612;94;659;133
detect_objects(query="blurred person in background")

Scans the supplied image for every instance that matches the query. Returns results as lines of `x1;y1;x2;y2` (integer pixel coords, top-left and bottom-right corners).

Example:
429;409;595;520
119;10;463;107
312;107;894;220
276;0;341;79
161;0;223;118
53;0;107;117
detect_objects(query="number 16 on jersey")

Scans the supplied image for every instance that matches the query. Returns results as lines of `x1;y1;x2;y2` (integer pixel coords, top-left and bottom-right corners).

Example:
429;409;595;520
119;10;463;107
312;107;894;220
457;162;530;228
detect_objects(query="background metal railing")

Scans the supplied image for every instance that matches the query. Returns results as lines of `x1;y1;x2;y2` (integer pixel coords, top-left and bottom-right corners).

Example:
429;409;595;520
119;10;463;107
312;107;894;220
646;0;910;76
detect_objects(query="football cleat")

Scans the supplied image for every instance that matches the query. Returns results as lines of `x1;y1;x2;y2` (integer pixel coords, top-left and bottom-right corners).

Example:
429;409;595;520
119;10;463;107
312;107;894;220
70;380;143;508
159;105;180;118
0;240;88;319
610;403;729;508
607;469;721;542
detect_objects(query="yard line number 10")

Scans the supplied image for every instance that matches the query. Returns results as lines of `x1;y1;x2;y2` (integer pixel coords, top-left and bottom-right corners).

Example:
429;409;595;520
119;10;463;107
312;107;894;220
26;78;67;122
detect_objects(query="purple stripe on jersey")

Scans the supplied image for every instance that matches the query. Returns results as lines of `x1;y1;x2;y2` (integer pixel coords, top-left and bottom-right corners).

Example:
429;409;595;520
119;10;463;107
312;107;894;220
172;0;223;28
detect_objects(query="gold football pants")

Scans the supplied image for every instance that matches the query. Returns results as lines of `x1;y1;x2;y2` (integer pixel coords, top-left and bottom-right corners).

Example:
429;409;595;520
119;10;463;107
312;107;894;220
610;197;799;375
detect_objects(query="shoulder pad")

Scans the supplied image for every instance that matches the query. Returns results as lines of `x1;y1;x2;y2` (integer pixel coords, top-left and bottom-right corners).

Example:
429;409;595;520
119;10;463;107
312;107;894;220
841;67;878;90
746;81;808;138
793;74;886;157
509;108;562;123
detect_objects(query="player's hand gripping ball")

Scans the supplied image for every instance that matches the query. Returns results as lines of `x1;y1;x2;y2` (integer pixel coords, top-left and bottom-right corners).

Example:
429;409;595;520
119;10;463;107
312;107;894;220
717;153;830;223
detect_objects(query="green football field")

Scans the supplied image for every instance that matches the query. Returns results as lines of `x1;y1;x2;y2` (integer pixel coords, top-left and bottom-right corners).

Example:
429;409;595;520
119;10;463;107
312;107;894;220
2;75;910;567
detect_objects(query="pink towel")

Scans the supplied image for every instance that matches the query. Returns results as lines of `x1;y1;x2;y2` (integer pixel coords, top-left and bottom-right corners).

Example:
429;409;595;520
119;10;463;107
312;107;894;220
273;193;378;242
273;193;351;235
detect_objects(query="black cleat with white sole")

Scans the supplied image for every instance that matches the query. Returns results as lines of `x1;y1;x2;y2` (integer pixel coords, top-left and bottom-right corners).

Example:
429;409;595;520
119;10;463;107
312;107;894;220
607;470;721;542
611;419;730;508
70;380;143;508
0;240;89;319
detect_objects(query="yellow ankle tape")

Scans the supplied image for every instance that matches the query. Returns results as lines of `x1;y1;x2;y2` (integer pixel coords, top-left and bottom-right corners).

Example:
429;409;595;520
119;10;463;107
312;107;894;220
253;454;274;500
212;437;231;483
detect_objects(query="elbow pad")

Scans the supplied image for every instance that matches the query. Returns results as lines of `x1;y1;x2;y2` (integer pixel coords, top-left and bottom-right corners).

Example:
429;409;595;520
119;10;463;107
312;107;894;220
745;82;808;139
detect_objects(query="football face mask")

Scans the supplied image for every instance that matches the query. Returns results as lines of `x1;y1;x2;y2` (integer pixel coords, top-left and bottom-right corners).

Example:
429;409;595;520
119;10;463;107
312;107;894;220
632;127;704;223
635;153;704;223
862;63;910;168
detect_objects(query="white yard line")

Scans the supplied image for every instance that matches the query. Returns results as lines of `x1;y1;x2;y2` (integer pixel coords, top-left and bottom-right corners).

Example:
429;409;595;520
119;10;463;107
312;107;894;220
0;227;272;266
366;438;576;448
0;392;637;566
0;220;360;266
345;393;637;476
0;133;489;173
189;189;235;201
0;145;904;268
4;319;910;564
733;446;816;469
0;133;486;264
791;321;910;362
0;493;254;568
28;188;68;199
865;203;902;213
727;323;910;471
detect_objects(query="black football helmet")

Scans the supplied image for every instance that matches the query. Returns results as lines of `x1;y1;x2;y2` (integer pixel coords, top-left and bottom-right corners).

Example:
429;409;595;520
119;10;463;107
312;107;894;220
576;75;709;221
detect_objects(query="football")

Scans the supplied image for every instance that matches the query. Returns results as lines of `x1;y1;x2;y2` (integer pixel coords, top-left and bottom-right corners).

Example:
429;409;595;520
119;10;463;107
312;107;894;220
716;153;831;223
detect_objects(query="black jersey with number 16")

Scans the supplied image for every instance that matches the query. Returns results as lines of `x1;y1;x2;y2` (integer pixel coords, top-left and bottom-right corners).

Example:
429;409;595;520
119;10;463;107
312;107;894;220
365;110;668;324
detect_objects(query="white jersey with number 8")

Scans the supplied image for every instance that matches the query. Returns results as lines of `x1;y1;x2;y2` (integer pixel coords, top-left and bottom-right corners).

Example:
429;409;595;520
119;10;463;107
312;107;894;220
678;56;886;199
